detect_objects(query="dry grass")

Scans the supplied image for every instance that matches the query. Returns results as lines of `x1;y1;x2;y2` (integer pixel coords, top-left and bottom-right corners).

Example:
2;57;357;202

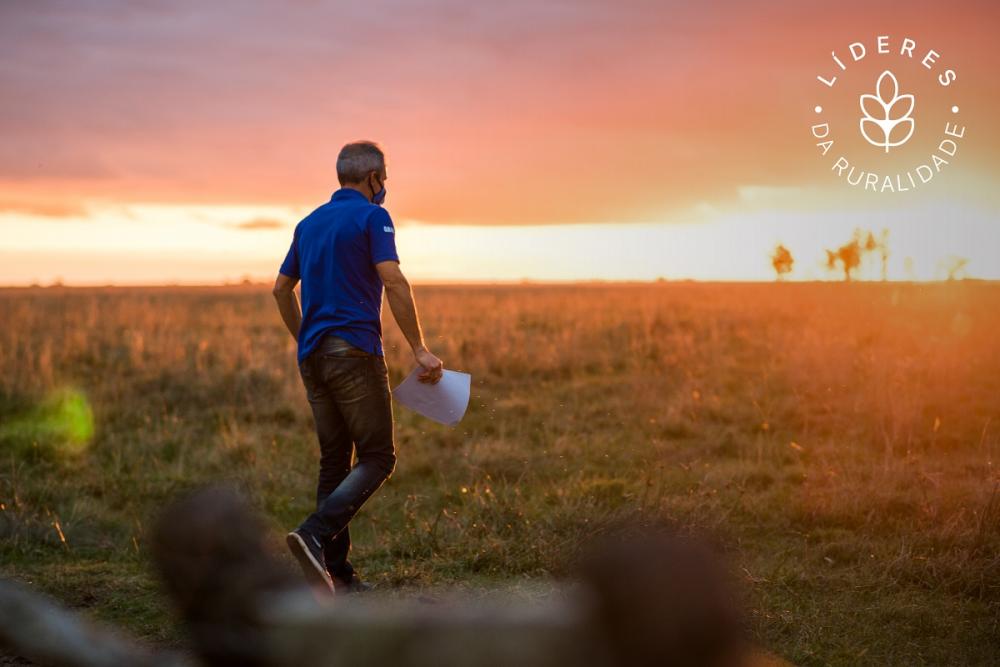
1;282;998;665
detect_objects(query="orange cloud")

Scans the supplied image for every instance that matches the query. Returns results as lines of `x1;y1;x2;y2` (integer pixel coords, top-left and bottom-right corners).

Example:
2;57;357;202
0;199;88;218
0;0;997;227
234;217;286;231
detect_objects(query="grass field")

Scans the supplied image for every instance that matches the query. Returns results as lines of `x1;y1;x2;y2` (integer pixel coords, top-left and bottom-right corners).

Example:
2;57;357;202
1;282;998;665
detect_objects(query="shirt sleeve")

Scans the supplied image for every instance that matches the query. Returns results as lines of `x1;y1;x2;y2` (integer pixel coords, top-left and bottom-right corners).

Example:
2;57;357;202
367;207;400;265
278;226;300;279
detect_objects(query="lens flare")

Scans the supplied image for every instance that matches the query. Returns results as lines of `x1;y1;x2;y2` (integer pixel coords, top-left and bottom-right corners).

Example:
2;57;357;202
0;387;94;457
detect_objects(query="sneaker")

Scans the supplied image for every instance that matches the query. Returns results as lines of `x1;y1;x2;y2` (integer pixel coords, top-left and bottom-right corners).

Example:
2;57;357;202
286;529;335;595
333;574;374;595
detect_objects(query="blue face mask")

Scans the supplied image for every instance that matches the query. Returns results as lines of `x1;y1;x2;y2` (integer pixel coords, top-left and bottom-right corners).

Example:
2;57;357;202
371;175;386;206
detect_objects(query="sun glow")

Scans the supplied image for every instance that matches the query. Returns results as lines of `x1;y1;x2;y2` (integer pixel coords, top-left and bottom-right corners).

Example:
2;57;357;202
1;193;995;285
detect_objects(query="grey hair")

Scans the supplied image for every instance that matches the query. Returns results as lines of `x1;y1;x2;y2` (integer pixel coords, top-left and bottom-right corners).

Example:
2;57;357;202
336;141;385;185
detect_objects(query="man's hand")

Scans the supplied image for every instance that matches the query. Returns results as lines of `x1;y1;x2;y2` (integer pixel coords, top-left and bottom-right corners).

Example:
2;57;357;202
414;346;443;384
377;260;444;383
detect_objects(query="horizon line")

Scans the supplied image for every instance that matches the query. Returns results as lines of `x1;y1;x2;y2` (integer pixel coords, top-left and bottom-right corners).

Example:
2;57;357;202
1;278;995;290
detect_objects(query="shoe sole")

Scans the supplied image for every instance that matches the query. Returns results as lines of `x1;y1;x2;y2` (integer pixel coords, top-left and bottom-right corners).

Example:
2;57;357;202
286;532;335;595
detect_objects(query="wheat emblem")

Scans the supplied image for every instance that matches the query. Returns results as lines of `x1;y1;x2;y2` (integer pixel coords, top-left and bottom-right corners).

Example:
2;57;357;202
859;70;915;153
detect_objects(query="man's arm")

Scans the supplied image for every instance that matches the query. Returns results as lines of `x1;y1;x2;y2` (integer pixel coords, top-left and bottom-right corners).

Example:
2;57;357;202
376;260;443;384
272;272;302;339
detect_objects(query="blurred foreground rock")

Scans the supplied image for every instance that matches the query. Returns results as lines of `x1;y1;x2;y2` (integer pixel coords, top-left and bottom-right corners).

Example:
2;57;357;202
0;578;187;667
1;485;770;667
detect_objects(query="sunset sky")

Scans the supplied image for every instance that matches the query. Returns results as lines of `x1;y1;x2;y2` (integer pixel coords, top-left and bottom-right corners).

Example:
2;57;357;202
2;0;998;284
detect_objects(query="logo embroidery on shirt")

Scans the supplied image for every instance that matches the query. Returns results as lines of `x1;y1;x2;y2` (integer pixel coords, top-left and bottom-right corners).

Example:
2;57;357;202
383;226;394;233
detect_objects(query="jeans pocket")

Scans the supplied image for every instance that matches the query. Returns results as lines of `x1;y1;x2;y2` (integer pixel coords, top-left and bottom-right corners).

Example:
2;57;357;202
372;356;389;388
299;357;322;401
323;356;370;401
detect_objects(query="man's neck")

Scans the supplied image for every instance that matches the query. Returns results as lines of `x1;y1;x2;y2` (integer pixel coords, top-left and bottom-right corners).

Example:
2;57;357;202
343;184;371;200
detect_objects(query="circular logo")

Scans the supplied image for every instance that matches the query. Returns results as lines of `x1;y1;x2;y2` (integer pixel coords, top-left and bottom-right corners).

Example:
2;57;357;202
809;36;965;193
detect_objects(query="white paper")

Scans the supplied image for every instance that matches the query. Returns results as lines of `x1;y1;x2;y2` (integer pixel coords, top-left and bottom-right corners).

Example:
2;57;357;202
392;368;471;427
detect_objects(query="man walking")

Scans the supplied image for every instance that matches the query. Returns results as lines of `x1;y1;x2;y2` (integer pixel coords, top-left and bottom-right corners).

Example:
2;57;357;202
272;140;443;595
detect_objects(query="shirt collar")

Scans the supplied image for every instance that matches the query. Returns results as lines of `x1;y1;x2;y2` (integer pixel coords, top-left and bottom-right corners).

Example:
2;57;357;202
331;187;369;202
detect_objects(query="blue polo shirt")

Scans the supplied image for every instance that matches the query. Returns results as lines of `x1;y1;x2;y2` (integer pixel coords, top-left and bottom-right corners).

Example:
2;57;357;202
279;188;400;363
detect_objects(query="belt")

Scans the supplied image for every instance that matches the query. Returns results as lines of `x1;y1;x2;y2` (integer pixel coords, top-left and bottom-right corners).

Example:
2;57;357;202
318;334;370;357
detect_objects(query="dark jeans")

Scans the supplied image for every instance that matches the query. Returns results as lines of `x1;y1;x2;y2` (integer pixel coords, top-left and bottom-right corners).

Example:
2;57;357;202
297;334;397;581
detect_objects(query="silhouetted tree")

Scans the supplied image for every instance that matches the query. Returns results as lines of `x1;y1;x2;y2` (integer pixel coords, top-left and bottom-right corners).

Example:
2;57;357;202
857;229;891;281
825;230;863;281
878;229;890;281
943;256;969;281
864;231;878;255
770;244;794;281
